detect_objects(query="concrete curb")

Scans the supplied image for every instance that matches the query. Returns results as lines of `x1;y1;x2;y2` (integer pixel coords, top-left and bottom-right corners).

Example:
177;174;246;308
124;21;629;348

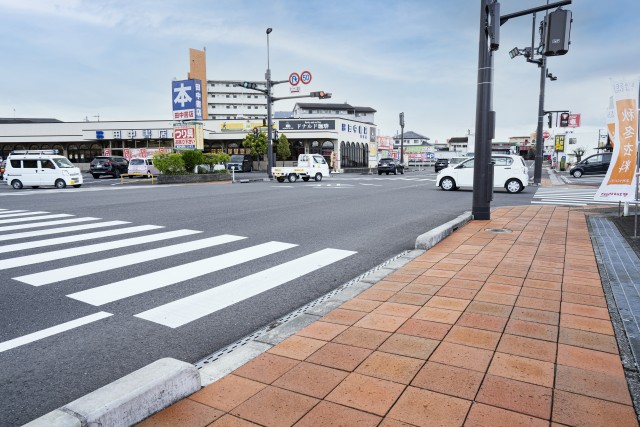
415;211;472;250
25;358;200;427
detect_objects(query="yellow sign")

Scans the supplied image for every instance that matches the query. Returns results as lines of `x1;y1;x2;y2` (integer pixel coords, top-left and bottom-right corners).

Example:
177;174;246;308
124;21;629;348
554;135;565;151
220;120;269;132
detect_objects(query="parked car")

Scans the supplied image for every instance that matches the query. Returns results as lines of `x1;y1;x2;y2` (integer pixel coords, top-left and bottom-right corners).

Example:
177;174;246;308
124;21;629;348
0;159;5;180
436;154;528;193
127;158;159;177
434;158;449;172
89;156;129;178
4;150;83;189
569;152;612;178
225;154;253;172
378;158;404;175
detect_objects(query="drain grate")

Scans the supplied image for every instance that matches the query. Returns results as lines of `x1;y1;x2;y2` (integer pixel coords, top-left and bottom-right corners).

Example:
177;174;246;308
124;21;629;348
194;250;411;369
484;228;512;233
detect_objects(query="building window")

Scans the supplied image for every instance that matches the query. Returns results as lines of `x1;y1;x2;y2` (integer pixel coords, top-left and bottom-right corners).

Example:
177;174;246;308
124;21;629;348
233;106;237;109
255;95;258;98
233;95;237;98
226;95;230;98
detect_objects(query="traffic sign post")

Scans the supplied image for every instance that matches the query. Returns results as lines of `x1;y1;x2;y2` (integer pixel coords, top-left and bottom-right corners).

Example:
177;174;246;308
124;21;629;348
300;71;312;84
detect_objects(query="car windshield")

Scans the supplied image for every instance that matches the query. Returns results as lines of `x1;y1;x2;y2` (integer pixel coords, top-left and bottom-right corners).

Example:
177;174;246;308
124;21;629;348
381;158;393;162
130;159;145;165
52;158;74;168
230;155;245;162
449;158;465;165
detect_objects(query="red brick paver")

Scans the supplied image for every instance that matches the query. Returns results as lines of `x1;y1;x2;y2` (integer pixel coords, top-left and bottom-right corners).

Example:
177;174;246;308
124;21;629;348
140;206;639;427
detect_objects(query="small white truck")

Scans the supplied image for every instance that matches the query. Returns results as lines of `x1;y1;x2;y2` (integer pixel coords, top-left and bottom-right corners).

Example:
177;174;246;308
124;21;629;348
272;154;330;183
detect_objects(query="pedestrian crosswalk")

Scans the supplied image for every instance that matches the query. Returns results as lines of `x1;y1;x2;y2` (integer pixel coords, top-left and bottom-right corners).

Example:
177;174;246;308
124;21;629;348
0;208;356;352
532;187;619;206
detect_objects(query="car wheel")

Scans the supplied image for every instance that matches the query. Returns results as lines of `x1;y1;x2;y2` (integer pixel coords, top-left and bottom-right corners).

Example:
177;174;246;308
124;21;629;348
400;169;404;175
440;177;456;191
288;174;297;183
394;168;398;175
505;179;523;194
73;184;82;188
386;172;389;175
11;180;23;189
91;173;99;179
277;177;285;182
378;171;382;175
55;179;67;189
314;173;322;182
114;170;121;178
31;186;39;189
572;169;583;178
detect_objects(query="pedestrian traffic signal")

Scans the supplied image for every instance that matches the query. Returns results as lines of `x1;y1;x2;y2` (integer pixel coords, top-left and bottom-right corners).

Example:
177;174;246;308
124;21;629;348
559;112;570;127
310;91;331;99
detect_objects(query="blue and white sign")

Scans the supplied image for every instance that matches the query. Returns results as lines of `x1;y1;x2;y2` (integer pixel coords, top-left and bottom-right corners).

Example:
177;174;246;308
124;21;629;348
427;152;434;159
172;79;202;121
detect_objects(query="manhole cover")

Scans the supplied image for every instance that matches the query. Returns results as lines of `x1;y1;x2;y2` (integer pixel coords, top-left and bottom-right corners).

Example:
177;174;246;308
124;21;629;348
484;228;512;233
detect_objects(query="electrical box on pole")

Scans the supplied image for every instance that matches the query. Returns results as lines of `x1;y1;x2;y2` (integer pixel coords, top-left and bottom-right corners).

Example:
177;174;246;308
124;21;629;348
543;8;572;56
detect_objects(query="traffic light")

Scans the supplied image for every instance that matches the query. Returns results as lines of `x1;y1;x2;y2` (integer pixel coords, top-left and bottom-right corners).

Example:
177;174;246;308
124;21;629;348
310;91;331;99
548;113;553;129
559;112;570;127
253;127;259;138
543;8;572;56
242;82;258;89
399;112;405;127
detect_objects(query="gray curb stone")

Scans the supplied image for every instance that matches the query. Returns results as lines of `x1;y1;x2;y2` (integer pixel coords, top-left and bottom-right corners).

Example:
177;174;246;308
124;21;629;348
25;358;199;427
415;211;472;249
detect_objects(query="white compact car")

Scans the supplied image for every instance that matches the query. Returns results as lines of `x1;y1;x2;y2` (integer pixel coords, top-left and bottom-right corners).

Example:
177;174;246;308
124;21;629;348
4;150;83;189
127;158;160;176
436;154;528;193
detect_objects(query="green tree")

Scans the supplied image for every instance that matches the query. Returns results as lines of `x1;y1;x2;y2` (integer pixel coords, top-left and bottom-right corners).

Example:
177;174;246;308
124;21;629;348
181;150;204;173
242;131;268;170
203;153;230;172
153;153;185;175
276;133;291;166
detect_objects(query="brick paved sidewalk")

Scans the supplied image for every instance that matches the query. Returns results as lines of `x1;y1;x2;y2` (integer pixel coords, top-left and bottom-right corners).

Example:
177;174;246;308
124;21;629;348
139;206;639;427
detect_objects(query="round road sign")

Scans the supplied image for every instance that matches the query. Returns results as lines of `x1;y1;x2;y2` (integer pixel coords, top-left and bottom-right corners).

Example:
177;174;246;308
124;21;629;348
301;70;312;84
289;72;300;86
543;130;551;139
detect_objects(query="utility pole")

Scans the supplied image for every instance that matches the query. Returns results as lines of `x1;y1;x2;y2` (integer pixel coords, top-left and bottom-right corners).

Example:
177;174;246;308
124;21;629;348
399;113;405;163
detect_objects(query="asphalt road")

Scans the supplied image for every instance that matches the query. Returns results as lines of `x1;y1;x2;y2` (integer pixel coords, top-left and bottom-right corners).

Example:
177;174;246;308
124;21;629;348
0;169;536;426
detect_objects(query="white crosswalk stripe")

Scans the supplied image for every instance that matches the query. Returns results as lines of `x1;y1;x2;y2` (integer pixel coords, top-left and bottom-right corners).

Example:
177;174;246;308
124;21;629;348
0;208;358;352
531;188;619;206
0;213;72;224
135;248;357;328
15;234;246;286
0;210;49;218
0;220;130;242
0;217;99;232
0;229;201;270
67;241;298;305
0;224;163;254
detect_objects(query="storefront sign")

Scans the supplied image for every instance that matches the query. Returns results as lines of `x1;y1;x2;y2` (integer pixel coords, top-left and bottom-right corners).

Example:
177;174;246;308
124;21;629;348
172;79;203;121
554;135;565;151
174;123;204;150
279;120;335;131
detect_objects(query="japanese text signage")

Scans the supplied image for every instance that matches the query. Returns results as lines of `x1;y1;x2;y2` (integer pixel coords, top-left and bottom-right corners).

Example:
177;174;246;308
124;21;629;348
595;78;639;202
554;135;565;151
342;123;368;140
173;123;204;150
172;79;203;121
279;120;335;131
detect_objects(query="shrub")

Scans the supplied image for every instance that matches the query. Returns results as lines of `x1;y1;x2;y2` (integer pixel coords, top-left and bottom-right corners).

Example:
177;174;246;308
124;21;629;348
153;153;185;175
181;150;204;173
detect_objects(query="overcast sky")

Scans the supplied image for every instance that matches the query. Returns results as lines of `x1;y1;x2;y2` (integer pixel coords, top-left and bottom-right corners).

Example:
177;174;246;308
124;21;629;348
1;0;639;144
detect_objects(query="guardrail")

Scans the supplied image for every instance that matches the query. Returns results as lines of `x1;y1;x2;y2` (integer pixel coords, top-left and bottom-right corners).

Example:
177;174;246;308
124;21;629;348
120;173;155;184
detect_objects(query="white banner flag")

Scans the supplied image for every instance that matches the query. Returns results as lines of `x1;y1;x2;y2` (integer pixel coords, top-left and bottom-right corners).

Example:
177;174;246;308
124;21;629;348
595;78;639;202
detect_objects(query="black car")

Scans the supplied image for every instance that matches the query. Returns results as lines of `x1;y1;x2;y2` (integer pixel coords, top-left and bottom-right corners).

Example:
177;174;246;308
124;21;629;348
569;152;612;178
377;158;404;175
225;154;253;172
89;156;129;178
434;158;449;172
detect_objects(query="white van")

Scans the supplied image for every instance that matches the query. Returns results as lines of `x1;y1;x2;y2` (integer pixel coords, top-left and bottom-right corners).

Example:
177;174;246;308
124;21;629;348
127;158;160;176
4;150;83;189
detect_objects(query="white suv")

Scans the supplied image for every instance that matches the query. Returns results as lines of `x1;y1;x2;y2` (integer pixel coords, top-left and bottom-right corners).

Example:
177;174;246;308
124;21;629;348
436;155;528;193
